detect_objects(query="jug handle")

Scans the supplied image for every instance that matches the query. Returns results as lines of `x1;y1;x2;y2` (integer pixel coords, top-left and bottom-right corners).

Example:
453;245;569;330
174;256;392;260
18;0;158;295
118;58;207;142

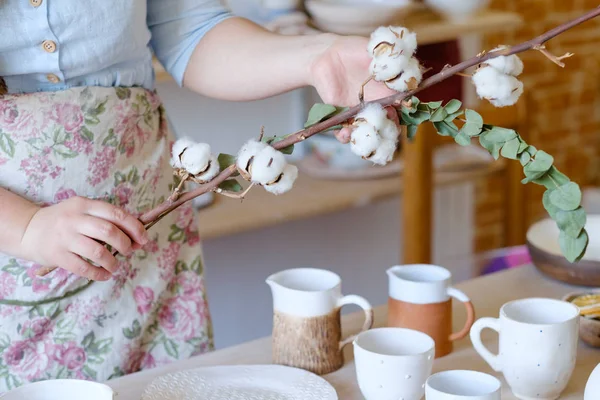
447;287;476;342
337;295;374;350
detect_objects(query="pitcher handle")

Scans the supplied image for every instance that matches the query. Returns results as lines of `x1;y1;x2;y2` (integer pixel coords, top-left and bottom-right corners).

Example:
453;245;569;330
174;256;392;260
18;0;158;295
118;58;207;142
447;287;476;342
337;295;374;350
469;317;502;372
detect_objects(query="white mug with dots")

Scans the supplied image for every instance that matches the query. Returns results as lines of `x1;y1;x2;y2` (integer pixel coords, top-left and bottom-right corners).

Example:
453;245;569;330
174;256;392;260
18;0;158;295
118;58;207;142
470;297;580;400
353;327;435;400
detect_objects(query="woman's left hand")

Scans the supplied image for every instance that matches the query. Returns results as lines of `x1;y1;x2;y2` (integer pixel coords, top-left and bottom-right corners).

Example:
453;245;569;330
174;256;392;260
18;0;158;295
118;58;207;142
309;34;401;143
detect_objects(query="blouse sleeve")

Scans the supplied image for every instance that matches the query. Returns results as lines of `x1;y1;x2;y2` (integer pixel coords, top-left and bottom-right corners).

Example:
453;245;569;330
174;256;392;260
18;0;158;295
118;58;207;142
147;0;233;86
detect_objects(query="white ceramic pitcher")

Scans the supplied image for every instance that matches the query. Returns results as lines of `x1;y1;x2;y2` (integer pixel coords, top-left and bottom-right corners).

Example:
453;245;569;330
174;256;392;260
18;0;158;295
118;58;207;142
267;267;374;375
0;379;115;400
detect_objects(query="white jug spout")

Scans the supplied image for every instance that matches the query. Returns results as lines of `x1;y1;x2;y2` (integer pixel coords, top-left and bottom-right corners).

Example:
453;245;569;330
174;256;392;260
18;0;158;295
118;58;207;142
386;266;400;279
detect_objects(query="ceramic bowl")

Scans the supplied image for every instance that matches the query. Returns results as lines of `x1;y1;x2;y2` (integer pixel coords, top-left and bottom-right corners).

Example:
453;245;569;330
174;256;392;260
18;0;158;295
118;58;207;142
424;0;490;23
305;0;421;35
526;215;600;287
562;291;600;348
0;379;115;400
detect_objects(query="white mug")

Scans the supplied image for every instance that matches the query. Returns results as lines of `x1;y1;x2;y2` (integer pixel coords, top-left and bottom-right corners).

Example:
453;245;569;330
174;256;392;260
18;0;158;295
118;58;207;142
0;379;115;399
425;370;501;400
470;297;580;400
353;327;435;400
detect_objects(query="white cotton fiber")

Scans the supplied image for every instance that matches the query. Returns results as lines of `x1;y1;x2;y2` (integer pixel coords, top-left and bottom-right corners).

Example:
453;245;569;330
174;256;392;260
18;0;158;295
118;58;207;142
485;46;524;76
236;139;268;176
380;119;400;143
350;123;381;159
368;26;417;58
195;154;220;182
250;146;287;185
355;103;388;131
367;139;397;166
385;57;423;92
264;164;298;195
368;26;399;56
180;143;211;175
389;26;417;57
489;78;524;107
370;54;411;82
170;137;196;168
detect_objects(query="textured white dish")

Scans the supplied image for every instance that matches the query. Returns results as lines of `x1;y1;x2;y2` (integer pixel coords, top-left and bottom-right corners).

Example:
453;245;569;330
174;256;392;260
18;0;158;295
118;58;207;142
305;0;422;35
140;365;338;400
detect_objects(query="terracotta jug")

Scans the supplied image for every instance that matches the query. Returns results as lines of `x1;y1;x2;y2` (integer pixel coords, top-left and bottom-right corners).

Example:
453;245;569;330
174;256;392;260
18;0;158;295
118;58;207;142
267;268;374;375
386;264;475;358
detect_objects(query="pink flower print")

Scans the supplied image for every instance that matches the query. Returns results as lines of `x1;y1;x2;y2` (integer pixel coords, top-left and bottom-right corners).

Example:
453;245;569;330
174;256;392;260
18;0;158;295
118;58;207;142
4;340;52;381
53;342;86;370
0;305;22;318
54;188;78;203
158;296;204;341
111;259;139;298
50;103;84;133
176;271;202;296
123;347;156;374
0;272;16;298
64;296;105;329
0;156;7;166
88;147;117;187
142;236;159;254
176;204;200;246
20;154;64;195
134;286;155;314
64;131;93;155
157;242;181;281
26;265;69;294
0;100;34;134
20;318;52;340
113;184;133;207
191;340;210;356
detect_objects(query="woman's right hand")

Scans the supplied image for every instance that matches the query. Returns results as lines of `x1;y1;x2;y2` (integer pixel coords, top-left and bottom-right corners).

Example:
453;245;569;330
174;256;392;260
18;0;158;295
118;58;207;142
20;196;149;281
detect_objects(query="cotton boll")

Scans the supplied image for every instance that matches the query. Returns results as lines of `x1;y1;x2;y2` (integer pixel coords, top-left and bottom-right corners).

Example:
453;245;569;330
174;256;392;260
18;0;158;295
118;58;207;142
485;46;524;76
355;103;388;130
367;139;397;166
170;137;196;168
385;57;423;92
264;164;298;195
236;139;268;178
389;26;417;57
370;54;411;82
250;146;287;185
195;154;220;183
350;122;381;159
380;118;400;143
180;143;211;175
489;78;524;107
367;26;399;56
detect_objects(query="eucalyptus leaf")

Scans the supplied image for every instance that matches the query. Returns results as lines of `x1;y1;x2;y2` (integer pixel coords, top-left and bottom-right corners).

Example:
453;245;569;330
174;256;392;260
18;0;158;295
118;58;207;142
454;131;471;146
426;101;443;109
517;140;529;154
444;99;462;114
525;145;538;157
543;190;560;219
501;137;520;160
407;125;418;140
523;150;554;181
434;121;459;137
559;229;589;263
430;107;448;122
461;110;484;137
483;127;518;143
479;134;501;160
445;110;464;122
465;109;484;127
556;207;587;238
549;182;582;211
532;166;570;189
304;104;344;127
218;179;243;193
402;110;430;125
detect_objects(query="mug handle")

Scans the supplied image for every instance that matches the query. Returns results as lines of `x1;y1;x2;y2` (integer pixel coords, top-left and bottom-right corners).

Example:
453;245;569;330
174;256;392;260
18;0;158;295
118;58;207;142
469;317;502;372
447;287;476;342
337;295;374;350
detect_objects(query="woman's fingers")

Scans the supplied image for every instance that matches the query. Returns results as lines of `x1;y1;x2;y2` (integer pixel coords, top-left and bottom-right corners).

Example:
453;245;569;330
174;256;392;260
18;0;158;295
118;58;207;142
78;215;133;256
61;253;112;281
83;200;148;246
69;235;119;274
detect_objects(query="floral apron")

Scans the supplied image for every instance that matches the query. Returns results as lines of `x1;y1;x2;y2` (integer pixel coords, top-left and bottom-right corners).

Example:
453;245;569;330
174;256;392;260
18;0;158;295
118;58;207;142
0;86;213;392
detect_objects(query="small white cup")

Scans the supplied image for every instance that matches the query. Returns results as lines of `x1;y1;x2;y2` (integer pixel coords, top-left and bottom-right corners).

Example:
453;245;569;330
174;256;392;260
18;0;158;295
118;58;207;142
0;379;115;400
353;327;435;400
426;370;501;399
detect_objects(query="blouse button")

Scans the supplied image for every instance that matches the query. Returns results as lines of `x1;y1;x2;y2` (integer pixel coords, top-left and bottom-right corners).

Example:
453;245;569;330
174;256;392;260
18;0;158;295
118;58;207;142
29;0;42;7
47;74;60;83
42;40;57;53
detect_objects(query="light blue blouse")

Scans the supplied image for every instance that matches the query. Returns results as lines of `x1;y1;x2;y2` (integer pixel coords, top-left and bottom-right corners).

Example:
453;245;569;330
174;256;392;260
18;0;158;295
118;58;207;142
0;0;232;94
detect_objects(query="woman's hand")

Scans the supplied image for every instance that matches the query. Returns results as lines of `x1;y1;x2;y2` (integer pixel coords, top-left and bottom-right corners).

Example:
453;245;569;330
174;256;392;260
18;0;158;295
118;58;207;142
20;197;148;281
309;35;401;143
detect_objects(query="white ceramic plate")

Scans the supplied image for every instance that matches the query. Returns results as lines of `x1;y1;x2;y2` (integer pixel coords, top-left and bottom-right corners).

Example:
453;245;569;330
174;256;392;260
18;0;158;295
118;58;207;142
140;365;338;400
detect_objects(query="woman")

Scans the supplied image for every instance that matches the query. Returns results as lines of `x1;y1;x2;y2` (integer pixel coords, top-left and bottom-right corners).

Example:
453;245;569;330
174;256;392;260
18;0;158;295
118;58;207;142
0;0;396;391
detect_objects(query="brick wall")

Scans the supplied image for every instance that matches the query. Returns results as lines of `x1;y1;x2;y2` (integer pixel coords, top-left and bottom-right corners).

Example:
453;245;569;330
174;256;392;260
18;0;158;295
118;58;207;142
474;0;600;252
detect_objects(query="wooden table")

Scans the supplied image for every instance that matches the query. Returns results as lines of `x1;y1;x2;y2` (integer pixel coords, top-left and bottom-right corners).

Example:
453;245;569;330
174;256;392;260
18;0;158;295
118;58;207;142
108;266;599;399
